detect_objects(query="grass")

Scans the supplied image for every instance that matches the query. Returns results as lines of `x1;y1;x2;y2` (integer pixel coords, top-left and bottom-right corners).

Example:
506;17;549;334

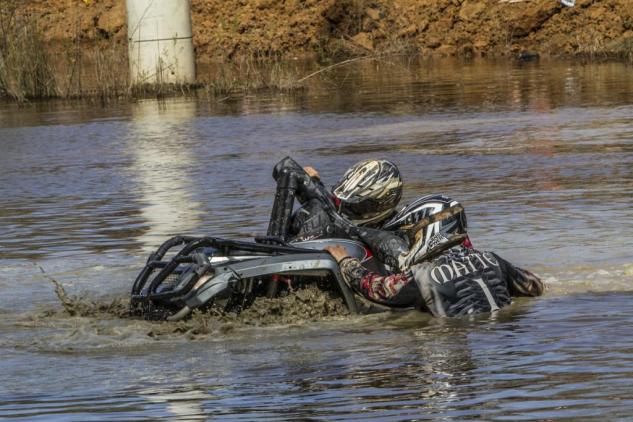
0;2;58;102
574;33;633;64
0;3;202;103
203;59;302;97
0;5;308;104
610;36;633;63
2;0;630;104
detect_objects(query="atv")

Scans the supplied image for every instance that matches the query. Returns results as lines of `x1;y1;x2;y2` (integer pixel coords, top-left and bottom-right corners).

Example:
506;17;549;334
129;235;384;320
129;157;452;320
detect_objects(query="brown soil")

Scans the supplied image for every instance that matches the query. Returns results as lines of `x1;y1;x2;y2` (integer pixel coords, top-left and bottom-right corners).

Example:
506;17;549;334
10;0;633;61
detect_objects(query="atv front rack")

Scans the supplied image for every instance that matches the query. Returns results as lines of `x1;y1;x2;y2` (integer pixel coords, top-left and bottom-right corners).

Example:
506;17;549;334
130;236;359;320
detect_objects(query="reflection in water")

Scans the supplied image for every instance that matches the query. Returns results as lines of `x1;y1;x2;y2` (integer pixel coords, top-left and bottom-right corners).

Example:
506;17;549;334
128;101;203;251
141;387;210;420
1;59;633;420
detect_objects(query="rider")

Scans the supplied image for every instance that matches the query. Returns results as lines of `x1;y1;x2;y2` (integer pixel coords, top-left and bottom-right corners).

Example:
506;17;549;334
268;157;412;271
325;196;544;316
289;158;404;241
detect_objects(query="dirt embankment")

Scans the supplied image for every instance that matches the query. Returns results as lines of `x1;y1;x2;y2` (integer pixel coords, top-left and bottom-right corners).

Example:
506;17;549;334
13;0;633;61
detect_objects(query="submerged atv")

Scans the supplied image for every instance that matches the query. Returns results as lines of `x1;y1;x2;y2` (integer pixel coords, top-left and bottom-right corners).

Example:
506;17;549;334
130;157;445;320
129;236;381;320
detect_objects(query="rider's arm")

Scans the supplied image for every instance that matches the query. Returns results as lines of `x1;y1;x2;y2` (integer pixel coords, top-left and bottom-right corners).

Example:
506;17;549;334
355;227;409;271
493;253;545;297
338;257;411;302
269;157;331;240
273;157;327;204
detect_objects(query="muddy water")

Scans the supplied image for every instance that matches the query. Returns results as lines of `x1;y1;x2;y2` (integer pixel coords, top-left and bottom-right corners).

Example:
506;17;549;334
2;59;633;420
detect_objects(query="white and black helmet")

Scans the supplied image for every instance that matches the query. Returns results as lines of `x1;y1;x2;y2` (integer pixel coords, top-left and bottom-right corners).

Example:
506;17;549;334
383;194;467;233
332;159;403;225
393;194;469;268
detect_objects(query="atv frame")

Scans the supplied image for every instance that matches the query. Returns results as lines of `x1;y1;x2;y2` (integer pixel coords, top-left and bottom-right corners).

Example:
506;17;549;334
130;236;367;320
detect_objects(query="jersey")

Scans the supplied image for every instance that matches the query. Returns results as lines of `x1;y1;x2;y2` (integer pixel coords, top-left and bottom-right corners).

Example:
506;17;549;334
339;245;543;317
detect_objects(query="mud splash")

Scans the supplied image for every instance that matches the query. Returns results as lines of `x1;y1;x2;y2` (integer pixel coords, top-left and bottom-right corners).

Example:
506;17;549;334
236;287;350;324
43;277;129;319
38;273;350;343
145;287;350;340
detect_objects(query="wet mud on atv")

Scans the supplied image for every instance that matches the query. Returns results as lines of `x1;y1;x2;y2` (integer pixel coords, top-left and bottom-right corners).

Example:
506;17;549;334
129;236;392;321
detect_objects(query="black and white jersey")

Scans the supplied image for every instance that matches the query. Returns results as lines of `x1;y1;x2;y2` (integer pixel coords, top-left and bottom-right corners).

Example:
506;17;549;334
339;245;543;317
412;246;543;316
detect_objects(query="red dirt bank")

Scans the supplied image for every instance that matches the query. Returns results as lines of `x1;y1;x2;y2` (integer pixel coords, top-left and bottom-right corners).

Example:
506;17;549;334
15;0;633;61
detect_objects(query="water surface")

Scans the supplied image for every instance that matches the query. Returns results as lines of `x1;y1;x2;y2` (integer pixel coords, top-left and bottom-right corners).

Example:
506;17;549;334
1;58;633;420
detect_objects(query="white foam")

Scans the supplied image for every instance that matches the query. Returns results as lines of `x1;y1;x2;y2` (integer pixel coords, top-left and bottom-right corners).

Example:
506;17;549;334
541;262;633;295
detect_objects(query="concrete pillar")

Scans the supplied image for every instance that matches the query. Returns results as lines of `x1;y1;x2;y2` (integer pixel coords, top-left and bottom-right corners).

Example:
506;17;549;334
125;0;196;84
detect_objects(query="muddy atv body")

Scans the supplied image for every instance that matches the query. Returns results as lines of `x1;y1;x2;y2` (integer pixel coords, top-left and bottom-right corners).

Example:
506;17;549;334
130;236;389;320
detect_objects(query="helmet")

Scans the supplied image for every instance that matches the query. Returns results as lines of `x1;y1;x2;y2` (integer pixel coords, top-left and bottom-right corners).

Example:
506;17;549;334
332;159;403;225
396;194;468;268
383;194;467;232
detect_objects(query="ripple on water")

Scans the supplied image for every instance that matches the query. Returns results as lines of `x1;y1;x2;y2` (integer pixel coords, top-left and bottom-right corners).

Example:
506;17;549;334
2;59;633;420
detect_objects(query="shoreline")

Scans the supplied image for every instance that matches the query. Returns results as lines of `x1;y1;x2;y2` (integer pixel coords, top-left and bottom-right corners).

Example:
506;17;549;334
1;0;632;102
1;53;632;104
